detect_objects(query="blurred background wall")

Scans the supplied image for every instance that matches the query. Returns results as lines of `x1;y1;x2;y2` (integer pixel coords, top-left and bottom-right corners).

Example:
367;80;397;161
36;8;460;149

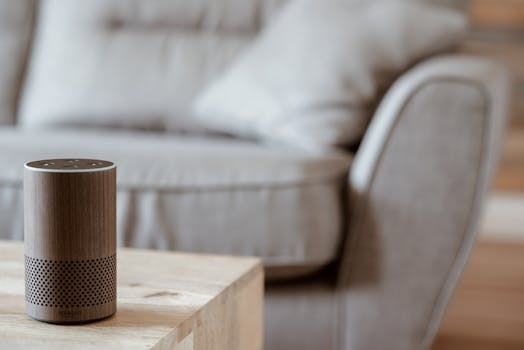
465;0;524;240
433;6;524;349
465;0;523;128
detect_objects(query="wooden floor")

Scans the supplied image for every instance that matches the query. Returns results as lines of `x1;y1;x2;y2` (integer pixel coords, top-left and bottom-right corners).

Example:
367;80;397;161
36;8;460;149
432;239;524;350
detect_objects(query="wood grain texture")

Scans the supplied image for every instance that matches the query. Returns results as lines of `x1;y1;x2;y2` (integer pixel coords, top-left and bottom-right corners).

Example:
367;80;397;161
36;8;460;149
24;167;116;260
493;126;524;192
470;0;524;29
463;0;524;190
433;239;524;350
465;0;524;125
0;241;264;350
23;165;117;323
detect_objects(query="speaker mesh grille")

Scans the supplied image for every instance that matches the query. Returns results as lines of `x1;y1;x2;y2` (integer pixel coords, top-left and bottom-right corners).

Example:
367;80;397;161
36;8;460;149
25;255;116;308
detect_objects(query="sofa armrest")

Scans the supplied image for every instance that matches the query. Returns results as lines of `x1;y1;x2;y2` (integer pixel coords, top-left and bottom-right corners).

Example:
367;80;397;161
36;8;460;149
337;55;510;350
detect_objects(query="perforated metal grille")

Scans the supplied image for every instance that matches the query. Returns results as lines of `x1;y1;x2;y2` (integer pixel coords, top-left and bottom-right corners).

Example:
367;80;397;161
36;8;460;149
25;255;116;308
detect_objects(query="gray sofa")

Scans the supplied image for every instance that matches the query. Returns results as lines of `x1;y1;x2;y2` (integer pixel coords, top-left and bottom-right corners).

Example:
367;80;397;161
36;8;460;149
0;0;510;349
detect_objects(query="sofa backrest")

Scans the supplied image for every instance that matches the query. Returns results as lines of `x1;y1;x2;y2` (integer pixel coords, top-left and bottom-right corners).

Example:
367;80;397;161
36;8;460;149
0;0;35;125
430;0;470;12
5;0;469;130
18;0;288;131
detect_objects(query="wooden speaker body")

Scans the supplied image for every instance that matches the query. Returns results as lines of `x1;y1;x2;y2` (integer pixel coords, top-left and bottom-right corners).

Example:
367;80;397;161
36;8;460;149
24;159;116;324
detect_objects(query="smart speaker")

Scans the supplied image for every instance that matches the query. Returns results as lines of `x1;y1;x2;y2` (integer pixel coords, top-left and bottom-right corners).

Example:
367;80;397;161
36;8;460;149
24;159;116;324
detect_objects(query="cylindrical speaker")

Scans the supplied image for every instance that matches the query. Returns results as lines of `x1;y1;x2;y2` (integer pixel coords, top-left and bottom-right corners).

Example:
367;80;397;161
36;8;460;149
24;158;116;324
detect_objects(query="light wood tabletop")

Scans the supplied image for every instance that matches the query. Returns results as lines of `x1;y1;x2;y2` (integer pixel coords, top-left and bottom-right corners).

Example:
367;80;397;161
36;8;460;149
0;240;263;350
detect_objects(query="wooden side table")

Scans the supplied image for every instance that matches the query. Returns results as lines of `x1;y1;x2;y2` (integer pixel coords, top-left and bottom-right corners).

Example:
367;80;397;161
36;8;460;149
0;241;263;350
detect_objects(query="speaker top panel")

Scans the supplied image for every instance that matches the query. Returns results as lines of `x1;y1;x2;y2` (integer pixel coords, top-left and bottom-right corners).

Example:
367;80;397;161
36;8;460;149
25;159;115;173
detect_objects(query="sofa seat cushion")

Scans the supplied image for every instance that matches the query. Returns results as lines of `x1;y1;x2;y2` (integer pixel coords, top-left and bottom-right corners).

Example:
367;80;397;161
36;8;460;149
0;127;351;279
0;0;35;125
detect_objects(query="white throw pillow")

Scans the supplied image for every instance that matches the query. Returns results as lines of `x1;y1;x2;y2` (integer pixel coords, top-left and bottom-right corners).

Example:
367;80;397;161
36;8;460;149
193;0;467;149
